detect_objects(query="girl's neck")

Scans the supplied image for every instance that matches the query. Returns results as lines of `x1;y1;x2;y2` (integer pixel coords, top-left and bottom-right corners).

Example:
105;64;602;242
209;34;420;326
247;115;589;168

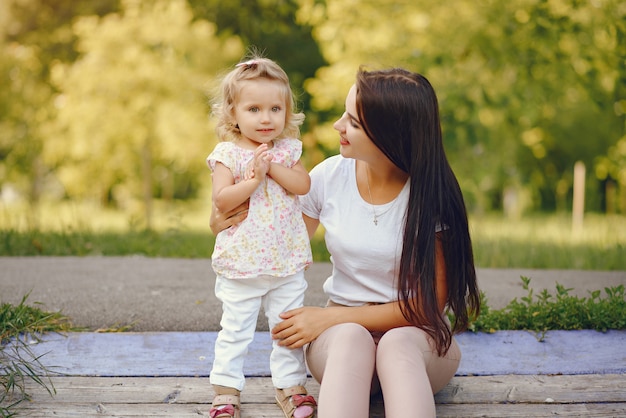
235;137;274;150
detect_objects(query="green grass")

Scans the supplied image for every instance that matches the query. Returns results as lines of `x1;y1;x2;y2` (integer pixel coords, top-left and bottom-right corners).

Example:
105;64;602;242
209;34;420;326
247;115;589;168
1;200;625;270
0;228;214;258
1;294;76;417
469;214;626;270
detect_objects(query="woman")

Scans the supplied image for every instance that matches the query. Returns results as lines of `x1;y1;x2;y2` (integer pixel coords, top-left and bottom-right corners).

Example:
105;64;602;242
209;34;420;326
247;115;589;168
212;67;480;417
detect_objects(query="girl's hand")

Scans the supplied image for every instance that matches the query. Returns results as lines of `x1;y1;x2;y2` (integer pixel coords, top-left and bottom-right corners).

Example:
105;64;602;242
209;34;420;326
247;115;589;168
271;307;335;349
245;144;273;180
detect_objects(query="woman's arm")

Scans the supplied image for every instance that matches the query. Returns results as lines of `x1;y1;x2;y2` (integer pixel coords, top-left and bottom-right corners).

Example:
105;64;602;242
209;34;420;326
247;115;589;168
273;231;450;349
269;160;311;195
209;201;249;235
302;214;319;239
272;302;412;349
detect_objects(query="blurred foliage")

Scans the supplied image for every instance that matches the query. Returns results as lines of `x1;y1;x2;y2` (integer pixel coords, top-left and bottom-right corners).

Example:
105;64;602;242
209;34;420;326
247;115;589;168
186;0;328;169
1;0;625;223
0;0;120;203
298;0;626;214
45;0;243;228
187;0;326;105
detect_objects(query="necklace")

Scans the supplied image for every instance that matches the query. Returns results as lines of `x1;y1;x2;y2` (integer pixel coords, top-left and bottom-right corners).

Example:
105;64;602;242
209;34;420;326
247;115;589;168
364;166;396;226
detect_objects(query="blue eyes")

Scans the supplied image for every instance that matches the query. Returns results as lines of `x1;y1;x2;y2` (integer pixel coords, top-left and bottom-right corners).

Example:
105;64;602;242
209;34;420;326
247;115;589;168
249;106;282;112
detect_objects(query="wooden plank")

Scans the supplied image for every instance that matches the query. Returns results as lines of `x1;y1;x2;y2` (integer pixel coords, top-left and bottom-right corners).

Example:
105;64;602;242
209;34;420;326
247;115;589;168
3;403;295;418
436;403;626;417
11;374;625;404
7;401;626;417
4;374;625;417
435;374;626;404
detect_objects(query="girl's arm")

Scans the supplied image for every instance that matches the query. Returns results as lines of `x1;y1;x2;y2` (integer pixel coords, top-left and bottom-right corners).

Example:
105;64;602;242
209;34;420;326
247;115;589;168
212;145;272;213
268;160;311;195
212;162;261;213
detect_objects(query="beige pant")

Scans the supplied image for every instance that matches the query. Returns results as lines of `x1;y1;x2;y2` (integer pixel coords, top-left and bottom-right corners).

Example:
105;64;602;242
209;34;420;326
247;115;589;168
305;306;461;418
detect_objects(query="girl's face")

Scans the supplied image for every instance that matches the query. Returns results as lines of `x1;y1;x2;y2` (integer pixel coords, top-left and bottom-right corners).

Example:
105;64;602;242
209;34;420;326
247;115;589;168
234;78;286;148
333;85;381;161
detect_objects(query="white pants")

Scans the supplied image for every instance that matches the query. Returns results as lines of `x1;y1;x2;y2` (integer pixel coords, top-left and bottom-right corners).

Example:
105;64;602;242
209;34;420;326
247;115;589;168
210;272;308;391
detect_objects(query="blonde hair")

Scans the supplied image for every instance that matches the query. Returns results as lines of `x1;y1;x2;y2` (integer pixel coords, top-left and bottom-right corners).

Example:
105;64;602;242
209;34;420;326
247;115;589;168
212;54;304;142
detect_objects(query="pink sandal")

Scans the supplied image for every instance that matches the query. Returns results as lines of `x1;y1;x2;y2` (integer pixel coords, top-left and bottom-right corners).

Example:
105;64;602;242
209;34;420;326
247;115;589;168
275;386;317;418
210;392;240;418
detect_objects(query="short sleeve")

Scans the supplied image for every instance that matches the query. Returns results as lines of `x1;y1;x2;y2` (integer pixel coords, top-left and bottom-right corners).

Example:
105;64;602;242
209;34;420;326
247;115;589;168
207;142;237;173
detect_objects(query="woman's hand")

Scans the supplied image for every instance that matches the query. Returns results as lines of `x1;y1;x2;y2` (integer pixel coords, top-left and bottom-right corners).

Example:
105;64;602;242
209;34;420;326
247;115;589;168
273;302;415;349
209;201;249;235
272;306;336;349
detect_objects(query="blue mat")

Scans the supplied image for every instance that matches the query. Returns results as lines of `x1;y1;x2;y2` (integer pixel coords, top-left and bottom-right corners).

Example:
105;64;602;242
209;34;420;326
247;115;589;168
19;330;626;377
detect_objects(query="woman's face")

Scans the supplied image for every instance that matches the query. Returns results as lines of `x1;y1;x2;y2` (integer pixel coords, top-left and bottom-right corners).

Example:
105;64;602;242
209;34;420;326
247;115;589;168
333;84;381;161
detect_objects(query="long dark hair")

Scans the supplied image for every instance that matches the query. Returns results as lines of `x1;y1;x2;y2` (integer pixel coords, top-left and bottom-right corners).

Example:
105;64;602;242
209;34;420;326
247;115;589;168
355;68;480;355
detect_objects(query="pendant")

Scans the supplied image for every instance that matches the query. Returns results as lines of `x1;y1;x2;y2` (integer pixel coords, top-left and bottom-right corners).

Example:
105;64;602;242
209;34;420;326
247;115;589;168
373;217;378;226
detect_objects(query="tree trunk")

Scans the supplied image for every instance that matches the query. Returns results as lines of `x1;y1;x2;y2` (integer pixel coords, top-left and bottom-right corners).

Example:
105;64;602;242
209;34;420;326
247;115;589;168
141;138;153;230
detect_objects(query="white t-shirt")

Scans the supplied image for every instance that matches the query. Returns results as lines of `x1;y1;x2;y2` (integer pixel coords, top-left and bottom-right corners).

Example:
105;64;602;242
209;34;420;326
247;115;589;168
300;155;410;306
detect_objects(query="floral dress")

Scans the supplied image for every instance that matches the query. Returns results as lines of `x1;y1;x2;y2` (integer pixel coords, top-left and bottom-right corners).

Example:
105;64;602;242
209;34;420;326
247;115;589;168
207;138;312;279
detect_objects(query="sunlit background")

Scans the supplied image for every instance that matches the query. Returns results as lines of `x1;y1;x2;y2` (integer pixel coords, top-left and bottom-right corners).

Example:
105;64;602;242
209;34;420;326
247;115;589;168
1;0;625;262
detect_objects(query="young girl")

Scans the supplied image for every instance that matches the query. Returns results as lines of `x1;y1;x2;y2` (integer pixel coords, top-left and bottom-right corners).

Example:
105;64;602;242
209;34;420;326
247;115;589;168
206;56;316;418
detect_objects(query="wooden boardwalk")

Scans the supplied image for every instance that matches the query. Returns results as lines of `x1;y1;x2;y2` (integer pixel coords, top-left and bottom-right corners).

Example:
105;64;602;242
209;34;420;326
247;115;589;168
8;374;626;417
4;330;626;416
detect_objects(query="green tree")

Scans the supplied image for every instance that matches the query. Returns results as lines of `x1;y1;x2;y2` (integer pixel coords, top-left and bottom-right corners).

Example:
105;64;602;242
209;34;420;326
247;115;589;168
594;1;626;213
187;0;327;168
0;0;119;203
297;0;515;208
187;0;326;105
46;0;243;228
299;0;625;213
472;0;625;213
0;40;50;203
